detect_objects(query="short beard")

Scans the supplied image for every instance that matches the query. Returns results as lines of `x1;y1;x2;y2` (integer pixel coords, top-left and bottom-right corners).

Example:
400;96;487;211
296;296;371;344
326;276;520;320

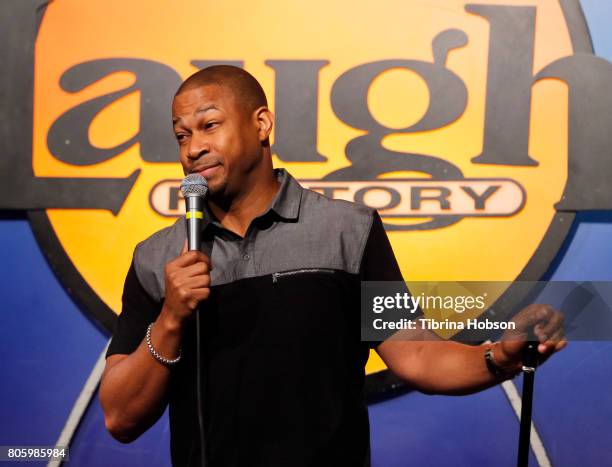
205;179;233;210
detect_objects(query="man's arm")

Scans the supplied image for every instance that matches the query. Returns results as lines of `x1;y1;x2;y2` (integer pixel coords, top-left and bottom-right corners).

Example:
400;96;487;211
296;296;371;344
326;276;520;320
376;304;567;395
100;313;182;442
99;243;210;442
361;210;566;395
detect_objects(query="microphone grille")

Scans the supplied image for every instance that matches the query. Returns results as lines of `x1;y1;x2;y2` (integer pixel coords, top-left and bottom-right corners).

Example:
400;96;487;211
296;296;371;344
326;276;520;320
180;174;209;198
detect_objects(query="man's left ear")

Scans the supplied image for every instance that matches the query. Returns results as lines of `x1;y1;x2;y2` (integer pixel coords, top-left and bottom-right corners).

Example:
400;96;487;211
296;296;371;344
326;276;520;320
255;107;274;142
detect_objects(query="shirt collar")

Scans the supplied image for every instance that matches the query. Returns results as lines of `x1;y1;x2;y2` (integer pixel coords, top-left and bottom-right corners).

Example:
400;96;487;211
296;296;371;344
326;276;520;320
201;168;302;232
266;168;302;221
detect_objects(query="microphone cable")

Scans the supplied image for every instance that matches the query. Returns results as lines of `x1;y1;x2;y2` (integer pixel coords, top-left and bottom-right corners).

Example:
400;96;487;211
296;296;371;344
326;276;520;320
196;309;206;467
180;174;209;467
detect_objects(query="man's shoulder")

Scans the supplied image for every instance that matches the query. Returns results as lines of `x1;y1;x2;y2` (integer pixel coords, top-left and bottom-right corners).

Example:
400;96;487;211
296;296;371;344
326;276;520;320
131;217;185;301
300;186;375;228
134;216;185;255
296;187;377;274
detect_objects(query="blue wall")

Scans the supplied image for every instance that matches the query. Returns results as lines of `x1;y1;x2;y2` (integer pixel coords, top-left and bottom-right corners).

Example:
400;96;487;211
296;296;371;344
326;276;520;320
1;2;612;465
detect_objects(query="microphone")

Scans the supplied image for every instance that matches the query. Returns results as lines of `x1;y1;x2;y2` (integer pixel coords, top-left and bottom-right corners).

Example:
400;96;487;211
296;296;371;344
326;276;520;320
180;174;209;466
180;174;209;251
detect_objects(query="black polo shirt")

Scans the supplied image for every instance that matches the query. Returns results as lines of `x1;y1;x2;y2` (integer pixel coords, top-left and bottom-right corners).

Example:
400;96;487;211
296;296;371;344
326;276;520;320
107;169;404;467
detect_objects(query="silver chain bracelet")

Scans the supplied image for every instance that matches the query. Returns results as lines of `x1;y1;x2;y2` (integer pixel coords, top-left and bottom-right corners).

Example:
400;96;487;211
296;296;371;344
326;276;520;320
146;322;182;366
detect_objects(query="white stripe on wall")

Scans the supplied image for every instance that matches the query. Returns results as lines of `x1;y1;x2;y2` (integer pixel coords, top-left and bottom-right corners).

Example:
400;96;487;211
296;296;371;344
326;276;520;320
47;341;110;467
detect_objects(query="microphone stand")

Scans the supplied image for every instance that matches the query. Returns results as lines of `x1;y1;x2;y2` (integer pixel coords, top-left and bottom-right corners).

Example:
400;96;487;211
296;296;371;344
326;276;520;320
517;341;539;467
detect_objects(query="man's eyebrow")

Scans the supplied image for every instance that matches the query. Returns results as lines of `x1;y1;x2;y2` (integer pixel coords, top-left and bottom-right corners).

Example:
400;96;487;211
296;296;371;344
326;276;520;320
195;104;219;115
172;105;219;126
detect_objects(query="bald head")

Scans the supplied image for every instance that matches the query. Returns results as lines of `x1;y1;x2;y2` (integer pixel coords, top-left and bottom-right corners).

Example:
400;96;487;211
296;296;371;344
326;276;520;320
175;65;268;116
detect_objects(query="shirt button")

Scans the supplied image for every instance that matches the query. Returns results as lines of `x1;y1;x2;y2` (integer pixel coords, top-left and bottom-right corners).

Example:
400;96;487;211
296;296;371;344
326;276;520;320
242;254;250;261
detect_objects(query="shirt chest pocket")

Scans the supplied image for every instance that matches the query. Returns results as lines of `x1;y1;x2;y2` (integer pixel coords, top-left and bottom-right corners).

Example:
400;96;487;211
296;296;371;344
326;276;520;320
271;268;335;283
263;268;356;341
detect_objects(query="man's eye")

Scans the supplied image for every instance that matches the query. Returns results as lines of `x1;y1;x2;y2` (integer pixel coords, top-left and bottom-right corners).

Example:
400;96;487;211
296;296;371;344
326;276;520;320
176;134;188;143
204;121;218;130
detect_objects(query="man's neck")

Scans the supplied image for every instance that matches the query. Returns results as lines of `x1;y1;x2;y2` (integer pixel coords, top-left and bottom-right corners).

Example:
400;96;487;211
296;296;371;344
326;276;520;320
208;169;280;238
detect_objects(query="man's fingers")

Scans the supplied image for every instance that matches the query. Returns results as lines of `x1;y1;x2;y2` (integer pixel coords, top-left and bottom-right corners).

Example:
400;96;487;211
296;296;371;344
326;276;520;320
172;250;211;268
182;261;210;277
191;288;211;302
537;311;564;341
183;250;210;266
514;304;556;330
185;275;211;289
555;339;568;352
171;273;211;292
512;305;566;342
538;328;565;354
184;286;212;310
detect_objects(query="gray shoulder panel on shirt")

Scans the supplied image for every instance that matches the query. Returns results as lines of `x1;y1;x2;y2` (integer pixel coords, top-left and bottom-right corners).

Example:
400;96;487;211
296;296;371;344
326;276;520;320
132;187;376;297
133;217;186;302
280;187;375;275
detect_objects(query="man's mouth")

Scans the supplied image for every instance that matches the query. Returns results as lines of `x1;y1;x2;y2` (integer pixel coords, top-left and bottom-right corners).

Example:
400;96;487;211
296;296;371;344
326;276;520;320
191;163;221;179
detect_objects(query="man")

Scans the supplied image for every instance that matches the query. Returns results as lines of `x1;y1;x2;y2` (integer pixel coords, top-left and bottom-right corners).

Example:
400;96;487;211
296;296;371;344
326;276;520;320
100;65;565;467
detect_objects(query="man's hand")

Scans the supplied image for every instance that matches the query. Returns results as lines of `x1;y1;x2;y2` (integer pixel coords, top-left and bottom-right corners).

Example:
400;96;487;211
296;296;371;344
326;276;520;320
495;304;567;371
377;303;567;395
161;240;212;330
100;241;212;442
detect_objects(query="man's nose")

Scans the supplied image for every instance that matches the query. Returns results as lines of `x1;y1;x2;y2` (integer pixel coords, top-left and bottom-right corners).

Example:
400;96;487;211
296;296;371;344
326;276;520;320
187;134;209;159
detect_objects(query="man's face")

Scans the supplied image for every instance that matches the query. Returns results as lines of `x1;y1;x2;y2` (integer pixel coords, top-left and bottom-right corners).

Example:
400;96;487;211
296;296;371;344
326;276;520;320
172;84;262;198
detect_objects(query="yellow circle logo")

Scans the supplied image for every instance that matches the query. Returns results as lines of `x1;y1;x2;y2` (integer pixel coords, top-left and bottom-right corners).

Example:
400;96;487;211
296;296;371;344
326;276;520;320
23;0;597;380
